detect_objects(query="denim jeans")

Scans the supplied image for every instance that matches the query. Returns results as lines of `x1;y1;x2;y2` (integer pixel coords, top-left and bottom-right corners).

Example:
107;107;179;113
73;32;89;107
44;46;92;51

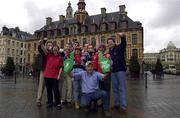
81;90;110;111
72;68;83;102
111;71;127;109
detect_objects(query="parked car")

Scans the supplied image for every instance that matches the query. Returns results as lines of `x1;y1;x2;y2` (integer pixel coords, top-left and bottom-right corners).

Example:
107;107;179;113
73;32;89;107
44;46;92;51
163;65;177;74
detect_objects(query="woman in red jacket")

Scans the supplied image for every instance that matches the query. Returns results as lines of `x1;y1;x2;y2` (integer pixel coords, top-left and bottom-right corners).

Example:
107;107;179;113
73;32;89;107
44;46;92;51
42;44;63;109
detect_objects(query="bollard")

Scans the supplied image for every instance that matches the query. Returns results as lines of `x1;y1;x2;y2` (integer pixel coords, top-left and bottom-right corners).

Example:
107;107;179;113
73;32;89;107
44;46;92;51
145;72;147;88
14;71;16;84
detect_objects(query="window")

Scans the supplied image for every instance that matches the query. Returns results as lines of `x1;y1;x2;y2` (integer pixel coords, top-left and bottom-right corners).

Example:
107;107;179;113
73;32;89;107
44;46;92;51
12;41;15;46
16;57;18;63
57;29;61;36
111;23;117;30
101;36;106;44
27;54;30;63
91;25;97;33
20;58;23;63
100;24;107;31
132;34;138;45
81;26;88;34
12;49;15;55
20;50;23;55
34;43;37;51
8;40;11;45
83;38;87;46
16;50;18;55
132;49;138;57
61;40;64;48
43;31;47;37
50;30;54;38
28;44;31;50
17;42;19;47
71;27;73;34
7;48;10;55
91;38;96;48
21;43;23;48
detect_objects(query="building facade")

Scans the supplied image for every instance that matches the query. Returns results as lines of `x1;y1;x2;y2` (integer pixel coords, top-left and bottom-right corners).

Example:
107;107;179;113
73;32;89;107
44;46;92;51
26;0;144;66
0;26;32;72
159;41;180;66
143;53;159;65
144;41;180;67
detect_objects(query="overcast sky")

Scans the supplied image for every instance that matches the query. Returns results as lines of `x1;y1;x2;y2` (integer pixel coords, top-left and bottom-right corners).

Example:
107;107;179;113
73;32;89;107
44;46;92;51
0;0;179;53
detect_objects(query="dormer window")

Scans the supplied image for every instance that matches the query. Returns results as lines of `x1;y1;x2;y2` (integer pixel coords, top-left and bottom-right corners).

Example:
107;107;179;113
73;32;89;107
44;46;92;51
121;20;128;28
81;25;88;34
91;24;97;33
110;22;117;30
100;23;108;31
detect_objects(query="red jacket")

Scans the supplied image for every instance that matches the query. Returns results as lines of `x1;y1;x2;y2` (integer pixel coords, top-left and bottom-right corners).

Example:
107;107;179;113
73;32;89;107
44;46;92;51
44;54;63;79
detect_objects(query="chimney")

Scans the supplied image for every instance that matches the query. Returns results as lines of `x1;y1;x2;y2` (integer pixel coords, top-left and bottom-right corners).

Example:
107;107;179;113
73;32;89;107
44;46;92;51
59;15;65;22
101;8;106;18
46;17;52;25
119;5;126;14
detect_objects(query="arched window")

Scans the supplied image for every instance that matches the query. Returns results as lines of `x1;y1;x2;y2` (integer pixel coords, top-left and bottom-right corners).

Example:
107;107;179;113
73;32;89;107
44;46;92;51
101;36;106;44
132;34;137;45
132;49;138;58
61;39;64;48
91;38;96;48
83;38;87;46
28;54;30;63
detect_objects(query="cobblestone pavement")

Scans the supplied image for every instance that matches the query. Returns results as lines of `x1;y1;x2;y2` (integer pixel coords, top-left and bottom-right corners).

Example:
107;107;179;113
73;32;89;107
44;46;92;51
0;74;180;118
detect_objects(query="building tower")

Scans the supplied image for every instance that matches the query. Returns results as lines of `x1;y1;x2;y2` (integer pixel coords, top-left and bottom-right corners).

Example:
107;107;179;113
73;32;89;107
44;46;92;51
74;0;88;23
66;1;73;19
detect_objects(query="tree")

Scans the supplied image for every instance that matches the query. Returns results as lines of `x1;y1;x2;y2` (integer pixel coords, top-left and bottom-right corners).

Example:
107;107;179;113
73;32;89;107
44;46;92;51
129;56;140;79
5;57;15;76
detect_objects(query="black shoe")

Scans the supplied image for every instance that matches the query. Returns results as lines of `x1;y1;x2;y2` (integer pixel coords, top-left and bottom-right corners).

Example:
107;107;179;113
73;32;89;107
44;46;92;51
57;104;62;110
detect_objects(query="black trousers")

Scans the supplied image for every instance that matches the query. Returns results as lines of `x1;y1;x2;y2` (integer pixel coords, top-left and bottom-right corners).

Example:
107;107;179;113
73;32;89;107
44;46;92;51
45;78;60;105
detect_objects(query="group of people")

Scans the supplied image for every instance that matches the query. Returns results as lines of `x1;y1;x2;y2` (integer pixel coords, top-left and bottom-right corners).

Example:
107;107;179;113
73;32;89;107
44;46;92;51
35;33;127;118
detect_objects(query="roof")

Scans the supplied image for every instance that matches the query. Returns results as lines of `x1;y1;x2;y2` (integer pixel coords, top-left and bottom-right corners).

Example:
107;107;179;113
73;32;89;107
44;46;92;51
1;26;33;40
35;11;142;33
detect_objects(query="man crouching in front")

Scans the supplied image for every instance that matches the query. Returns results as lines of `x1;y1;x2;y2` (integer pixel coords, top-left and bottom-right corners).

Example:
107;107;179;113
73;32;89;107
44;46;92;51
72;61;111;118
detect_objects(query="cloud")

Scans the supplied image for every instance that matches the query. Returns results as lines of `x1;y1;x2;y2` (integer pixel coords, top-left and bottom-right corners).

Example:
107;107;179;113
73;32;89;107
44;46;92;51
0;0;179;52
149;0;180;28
23;0;67;34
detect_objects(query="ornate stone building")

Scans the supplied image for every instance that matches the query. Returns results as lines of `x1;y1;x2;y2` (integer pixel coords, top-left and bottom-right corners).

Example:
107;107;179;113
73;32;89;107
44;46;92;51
159;41;180;66
0;26;32;72
144;41;180;67
144;53;159;65
26;0;144;66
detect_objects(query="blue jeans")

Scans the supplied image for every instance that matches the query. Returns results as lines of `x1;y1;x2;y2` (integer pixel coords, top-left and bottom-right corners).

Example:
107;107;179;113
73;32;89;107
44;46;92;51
81;90;110;111
72;68;83;102
111;71;127;109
